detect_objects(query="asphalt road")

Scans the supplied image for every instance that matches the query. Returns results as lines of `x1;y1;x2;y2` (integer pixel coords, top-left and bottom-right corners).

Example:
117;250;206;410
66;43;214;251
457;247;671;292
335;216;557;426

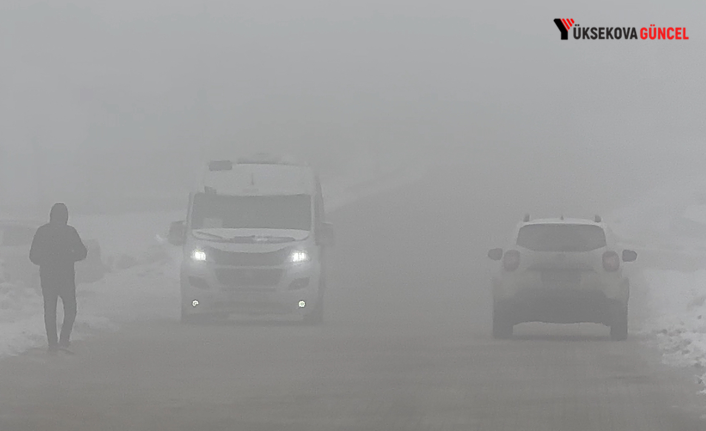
0;166;705;430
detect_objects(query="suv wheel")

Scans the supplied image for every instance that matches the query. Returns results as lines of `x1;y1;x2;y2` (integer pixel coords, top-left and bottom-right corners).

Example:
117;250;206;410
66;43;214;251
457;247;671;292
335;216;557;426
492;307;513;339
610;305;628;341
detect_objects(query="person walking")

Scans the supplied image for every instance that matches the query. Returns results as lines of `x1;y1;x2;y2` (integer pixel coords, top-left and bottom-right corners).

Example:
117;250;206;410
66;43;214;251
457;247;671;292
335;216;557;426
29;203;87;354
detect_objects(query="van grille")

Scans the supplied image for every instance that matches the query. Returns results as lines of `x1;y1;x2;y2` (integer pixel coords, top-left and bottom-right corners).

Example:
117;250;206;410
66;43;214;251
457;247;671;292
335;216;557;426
207;247;290;267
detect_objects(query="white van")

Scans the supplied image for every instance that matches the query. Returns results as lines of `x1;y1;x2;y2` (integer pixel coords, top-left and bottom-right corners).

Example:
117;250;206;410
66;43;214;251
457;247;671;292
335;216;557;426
173;155;334;324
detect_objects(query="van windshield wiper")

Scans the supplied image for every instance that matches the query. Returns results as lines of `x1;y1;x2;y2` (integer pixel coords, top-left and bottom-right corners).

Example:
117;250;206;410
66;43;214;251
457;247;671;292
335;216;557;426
192;230;229;240
226;235;295;243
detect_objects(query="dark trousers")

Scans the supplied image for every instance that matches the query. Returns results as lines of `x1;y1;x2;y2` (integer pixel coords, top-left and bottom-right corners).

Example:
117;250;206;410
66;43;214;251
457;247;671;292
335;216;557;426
42;286;77;347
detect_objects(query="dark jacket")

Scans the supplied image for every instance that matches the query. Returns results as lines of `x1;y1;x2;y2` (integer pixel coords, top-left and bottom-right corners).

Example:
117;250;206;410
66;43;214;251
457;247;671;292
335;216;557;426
29;203;88;288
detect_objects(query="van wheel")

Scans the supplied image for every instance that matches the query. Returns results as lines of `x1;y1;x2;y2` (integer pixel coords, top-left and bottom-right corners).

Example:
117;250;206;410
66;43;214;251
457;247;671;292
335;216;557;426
492;307;513;339
610;306;628;341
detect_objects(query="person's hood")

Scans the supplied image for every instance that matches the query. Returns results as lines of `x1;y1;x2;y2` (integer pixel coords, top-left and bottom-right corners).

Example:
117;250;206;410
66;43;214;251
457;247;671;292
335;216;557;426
49;203;69;225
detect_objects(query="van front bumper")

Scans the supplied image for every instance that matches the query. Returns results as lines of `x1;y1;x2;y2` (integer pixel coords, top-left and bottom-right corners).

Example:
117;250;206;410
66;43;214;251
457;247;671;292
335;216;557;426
180;261;321;317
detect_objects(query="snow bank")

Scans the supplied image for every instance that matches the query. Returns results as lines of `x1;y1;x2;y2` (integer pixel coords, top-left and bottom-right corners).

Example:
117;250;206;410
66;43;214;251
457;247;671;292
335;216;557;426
609;173;706;391
0;258;44;356
0;257;115;356
640;269;706;389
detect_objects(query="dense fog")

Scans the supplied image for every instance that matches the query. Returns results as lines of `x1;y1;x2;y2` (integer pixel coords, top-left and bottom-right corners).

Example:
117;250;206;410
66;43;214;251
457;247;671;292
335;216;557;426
2;0;704;218
4;2;706;430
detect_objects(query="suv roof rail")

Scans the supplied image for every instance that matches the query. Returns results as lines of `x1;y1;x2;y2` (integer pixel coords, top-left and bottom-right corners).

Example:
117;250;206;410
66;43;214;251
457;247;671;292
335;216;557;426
594;214;602;222
523;213;530;222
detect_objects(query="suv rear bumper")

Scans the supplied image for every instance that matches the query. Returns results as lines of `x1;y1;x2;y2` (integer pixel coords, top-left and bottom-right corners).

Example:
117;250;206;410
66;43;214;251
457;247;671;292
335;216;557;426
495;288;625;325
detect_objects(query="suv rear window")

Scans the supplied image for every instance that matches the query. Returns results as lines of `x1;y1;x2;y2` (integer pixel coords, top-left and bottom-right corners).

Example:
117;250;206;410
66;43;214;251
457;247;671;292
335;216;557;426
516;224;607;252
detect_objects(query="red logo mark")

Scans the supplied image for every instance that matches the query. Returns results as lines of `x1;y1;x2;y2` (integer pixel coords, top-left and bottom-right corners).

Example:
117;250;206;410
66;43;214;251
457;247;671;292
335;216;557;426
560;19;574;31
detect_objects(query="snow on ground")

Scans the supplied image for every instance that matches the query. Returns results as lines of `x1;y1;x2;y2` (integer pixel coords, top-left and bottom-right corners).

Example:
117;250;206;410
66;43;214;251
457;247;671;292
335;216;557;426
0;257;115;357
608;174;706;391
640;269;706;389
0;156;429;358
0;258;45;356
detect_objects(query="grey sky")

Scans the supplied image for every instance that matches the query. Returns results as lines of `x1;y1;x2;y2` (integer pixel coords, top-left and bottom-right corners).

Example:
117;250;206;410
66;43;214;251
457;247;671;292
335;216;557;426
1;0;705;214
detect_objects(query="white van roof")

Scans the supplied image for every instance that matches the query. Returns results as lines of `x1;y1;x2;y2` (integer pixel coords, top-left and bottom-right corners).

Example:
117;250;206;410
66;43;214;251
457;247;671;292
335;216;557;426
200;162;316;196
522;217;604;227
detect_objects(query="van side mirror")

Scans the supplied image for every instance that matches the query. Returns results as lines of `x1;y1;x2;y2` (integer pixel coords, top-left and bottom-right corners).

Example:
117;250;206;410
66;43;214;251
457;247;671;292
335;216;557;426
622;249;637;263
168;221;187;246
488;248;503;261
317;222;335;247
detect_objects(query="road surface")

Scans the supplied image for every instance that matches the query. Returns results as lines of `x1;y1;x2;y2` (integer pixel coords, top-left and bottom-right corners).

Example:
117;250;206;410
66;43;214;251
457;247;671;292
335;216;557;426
0;166;705;430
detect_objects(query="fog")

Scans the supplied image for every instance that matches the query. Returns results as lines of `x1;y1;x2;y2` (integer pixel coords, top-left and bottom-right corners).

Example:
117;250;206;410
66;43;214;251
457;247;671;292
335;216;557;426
2;0;704;217
2;1;706;429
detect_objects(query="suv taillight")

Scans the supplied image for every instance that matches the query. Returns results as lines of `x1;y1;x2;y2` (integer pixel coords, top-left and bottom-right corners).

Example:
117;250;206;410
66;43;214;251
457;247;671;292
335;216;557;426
503;250;521;271
602;251;620;272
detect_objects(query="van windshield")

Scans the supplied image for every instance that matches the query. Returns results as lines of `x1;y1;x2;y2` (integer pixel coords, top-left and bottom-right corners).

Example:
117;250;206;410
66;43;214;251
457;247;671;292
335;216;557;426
190;193;312;231
516;224;607;252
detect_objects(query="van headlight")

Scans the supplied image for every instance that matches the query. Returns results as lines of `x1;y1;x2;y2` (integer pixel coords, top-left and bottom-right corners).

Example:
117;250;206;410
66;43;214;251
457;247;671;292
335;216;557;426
191;249;207;262
288;250;310;264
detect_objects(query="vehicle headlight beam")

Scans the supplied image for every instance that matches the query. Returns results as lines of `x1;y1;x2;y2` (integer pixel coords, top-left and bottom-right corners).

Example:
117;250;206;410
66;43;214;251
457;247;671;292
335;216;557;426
191;249;207;262
289;250;310;264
